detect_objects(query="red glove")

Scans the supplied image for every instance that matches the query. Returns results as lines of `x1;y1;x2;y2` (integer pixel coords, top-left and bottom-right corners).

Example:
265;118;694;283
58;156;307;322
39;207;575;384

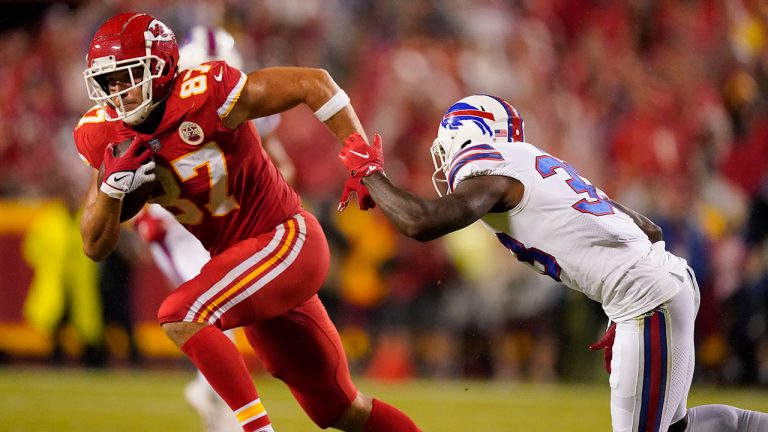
588;322;617;374
337;177;376;212
337;133;384;211
339;133;384;180
133;210;168;244
100;136;155;200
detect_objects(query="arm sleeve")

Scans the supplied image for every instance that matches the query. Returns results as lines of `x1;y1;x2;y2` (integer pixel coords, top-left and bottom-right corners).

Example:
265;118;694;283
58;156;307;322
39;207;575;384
448;143;510;192
202;60;249;120
73;127;99;168
73;107;109;168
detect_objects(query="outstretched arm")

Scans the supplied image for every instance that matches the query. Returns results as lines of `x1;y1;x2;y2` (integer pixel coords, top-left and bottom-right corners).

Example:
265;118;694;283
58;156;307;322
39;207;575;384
337;132;522;240
362;173;519;242
223;67;365;143
609;199;663;243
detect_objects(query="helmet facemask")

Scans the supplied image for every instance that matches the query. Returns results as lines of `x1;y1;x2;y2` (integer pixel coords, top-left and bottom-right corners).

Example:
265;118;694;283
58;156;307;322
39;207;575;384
84;53;166;125
431;135;455;197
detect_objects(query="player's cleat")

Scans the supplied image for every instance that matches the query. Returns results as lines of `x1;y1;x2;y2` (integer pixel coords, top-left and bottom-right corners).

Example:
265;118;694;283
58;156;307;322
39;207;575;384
184;377;241;432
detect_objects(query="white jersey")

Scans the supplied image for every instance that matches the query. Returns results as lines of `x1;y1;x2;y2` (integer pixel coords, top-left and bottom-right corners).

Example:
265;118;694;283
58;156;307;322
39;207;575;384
144;204;210;286
448;141;687;321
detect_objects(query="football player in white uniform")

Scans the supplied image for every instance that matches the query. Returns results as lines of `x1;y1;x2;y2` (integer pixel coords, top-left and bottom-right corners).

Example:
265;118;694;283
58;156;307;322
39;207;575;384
337;94;768;432
133;25;293;432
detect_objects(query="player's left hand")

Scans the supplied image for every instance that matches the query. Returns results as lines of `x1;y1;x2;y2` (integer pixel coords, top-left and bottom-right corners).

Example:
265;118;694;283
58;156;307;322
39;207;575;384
100;135;155;200
588;322;616;374
339;133;384;180
337;176;376;212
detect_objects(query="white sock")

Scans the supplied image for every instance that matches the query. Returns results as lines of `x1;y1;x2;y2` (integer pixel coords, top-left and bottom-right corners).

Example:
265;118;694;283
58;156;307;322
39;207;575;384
688;404;768;431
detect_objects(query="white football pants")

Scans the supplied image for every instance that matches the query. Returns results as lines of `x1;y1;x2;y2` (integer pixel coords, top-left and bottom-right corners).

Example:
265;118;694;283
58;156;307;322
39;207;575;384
609;267;768;432
609;266;699;431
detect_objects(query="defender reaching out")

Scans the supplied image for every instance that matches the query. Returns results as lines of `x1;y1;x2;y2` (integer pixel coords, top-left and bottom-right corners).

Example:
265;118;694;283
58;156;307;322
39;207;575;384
338;94;768;432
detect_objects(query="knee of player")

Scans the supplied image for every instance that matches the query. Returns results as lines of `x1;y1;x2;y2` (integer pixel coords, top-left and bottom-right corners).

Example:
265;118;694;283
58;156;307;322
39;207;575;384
330;392;373;430
161;321;208;346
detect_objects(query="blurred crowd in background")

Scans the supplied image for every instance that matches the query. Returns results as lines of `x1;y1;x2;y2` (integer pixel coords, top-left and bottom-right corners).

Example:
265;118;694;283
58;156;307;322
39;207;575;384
1;0;767;386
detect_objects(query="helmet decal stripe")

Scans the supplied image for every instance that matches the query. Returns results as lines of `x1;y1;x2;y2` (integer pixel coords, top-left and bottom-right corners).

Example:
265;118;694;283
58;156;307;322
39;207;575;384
122;13;144;32
486;95;513;142
443;109;495;122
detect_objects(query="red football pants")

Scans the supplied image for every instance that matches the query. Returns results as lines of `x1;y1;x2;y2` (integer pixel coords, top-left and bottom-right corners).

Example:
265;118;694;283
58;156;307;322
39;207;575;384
158;209;357;427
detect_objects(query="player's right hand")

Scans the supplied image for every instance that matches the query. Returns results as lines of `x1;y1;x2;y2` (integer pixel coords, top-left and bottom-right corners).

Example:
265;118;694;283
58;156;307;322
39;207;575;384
100;136;156;200
338;133;384;180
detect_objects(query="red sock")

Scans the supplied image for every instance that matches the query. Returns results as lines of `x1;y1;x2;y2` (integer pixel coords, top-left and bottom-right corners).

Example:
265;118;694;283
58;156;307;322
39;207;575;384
181;326;272;432
365;399;421;432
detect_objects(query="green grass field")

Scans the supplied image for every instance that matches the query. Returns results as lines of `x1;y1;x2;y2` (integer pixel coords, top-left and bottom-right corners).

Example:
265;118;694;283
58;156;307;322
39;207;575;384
2;367;768;431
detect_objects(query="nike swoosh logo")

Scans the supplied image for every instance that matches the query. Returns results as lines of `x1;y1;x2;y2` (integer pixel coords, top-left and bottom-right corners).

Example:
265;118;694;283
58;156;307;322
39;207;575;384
213;68;223;81
348;149;369;158
114;174;130;183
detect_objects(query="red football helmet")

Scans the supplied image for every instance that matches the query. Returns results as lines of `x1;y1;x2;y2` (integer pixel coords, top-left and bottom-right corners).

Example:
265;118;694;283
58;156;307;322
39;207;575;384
83;13;179;125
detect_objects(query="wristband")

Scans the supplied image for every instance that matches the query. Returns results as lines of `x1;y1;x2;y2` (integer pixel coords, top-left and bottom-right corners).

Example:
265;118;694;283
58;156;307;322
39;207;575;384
314;89;350;122
100;182;125;200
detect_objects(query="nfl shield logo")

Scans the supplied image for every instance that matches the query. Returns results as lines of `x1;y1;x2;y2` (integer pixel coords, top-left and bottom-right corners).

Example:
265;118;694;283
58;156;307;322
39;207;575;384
148;138;162;153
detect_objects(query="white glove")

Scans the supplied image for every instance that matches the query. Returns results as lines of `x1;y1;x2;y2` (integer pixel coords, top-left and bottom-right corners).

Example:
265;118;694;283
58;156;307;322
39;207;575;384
100;160;156;200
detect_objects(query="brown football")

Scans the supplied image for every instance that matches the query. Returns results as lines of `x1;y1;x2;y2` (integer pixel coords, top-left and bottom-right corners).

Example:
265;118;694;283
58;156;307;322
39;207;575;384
98;139;155;222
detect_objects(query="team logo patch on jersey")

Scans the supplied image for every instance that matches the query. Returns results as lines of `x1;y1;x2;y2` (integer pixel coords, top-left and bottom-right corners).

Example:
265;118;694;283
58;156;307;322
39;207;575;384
441;102;495;136
179;121;204;145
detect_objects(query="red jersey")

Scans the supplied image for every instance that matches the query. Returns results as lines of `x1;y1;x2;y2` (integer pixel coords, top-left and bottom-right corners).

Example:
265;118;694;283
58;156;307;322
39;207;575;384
74;61;302;256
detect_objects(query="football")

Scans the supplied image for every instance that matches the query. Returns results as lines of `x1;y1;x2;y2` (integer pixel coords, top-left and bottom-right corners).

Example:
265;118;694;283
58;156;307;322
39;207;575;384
98;139;155;222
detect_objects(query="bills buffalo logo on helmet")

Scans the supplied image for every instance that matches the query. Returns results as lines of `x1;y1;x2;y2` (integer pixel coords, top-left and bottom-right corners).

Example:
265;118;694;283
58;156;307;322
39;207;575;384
440;102;495;136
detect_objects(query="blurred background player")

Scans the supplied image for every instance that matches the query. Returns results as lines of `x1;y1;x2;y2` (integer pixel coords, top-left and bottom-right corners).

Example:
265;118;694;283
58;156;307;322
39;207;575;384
133;25;295;432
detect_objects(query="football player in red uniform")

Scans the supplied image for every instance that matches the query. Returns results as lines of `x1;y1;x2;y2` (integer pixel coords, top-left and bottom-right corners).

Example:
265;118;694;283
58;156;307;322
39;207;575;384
74;13;420;432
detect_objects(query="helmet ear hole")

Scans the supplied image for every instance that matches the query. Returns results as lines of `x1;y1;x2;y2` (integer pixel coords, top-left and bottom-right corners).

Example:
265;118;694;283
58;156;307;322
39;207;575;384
459;139;472;150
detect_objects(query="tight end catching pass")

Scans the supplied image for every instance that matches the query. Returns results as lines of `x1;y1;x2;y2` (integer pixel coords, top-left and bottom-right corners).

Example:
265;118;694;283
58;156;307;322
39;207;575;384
74;12;420;432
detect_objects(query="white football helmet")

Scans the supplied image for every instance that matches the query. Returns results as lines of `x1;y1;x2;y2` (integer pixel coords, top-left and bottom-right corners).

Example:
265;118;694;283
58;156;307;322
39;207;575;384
178;26;243;70
430;94;525;196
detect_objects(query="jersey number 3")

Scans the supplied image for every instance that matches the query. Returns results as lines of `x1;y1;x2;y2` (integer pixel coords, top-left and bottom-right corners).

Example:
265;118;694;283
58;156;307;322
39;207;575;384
496;233;562;281
535;155;614;216
493;154;612;282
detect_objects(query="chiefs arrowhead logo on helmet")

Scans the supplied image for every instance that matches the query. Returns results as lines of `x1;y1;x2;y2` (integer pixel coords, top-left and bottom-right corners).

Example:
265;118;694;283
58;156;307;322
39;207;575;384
147;19;174;42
